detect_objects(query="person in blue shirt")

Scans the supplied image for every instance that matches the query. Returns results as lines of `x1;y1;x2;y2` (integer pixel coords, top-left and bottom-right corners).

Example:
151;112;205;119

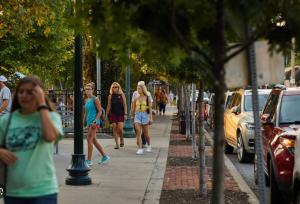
83;83;110;166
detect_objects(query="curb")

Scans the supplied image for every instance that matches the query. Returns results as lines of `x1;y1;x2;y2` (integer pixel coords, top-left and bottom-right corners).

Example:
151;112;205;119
142;115;173;204
204;130;259;204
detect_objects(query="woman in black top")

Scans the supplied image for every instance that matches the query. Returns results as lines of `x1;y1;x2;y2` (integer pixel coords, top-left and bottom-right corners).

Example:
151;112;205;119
106;82;127;149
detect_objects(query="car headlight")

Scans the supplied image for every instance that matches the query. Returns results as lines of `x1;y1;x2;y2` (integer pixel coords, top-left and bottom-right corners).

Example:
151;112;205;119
244;122;255;130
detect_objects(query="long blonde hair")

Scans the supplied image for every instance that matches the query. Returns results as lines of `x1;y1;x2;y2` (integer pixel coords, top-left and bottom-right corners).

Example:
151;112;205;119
109;82;124;95
137;84;149;97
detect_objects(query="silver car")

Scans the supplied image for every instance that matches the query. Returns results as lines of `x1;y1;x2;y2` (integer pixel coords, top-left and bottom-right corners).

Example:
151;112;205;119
224;89;271;163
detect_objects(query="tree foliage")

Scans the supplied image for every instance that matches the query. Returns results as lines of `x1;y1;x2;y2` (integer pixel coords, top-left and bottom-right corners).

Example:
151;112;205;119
0;0;74;89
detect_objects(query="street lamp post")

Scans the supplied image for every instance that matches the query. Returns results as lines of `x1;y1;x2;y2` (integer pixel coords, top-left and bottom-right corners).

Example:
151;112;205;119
65;35;92;185
123;49;135;138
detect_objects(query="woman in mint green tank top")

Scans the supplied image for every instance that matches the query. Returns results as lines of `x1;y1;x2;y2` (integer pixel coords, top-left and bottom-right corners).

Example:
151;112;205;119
0;76;63;204
83;83;110;166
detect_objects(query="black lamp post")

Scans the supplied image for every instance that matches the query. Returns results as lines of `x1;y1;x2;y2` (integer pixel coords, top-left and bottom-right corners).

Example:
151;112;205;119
65;35;92;185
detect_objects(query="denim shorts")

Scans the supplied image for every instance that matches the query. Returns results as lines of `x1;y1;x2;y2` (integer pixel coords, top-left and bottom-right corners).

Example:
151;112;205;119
134;112;149;125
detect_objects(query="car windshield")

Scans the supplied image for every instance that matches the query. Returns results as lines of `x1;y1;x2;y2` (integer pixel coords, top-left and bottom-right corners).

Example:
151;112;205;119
279;95;300;124
244;94;269;112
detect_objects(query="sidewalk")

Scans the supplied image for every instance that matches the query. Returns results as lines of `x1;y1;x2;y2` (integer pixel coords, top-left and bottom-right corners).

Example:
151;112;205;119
160;119;253;204
54;105;177;204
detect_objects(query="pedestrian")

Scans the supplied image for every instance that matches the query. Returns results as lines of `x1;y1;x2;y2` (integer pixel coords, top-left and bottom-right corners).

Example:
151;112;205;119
131;81;153;148
0;75;63;204
83;82;110;166
154;87;161;114
169;91;174;105
0;75;12;117
106;82;127;149
158;89;168;116
131;83;153;155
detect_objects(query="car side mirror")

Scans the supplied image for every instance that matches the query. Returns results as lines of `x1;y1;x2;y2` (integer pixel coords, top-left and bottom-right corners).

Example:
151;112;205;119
261;114;274;126
231;106;240;115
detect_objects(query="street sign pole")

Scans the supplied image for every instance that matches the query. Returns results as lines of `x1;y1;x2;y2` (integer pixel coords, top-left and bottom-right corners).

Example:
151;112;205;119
247;27;266;204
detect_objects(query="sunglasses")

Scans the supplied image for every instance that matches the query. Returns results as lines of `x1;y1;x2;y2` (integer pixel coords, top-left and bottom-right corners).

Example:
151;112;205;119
113;86;119;88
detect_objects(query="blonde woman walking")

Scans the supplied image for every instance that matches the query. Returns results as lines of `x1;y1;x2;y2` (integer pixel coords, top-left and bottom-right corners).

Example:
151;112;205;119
106;82;127;149
83;83;110;166
131;84;153;155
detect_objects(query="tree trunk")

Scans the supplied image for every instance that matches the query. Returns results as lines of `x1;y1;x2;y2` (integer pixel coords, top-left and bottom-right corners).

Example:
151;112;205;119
178;85;185;112
198;81;207;197
191;83;197;160
212;0;226;203
184;84;191;140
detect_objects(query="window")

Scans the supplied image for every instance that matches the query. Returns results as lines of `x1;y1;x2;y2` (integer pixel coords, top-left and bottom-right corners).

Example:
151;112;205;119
262;93;279;120
244;94;269;112
279;95;300;124
225;95;233;109
227;93;237;109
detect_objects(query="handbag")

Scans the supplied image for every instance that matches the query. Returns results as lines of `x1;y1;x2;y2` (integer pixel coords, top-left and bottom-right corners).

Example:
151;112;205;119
0;113;13;189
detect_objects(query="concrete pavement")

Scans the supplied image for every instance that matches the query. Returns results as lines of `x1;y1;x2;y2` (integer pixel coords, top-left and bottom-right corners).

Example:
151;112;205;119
54;106;176;204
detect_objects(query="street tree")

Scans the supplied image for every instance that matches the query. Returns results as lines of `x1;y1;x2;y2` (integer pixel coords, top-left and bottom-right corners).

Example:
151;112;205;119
0;0;74;89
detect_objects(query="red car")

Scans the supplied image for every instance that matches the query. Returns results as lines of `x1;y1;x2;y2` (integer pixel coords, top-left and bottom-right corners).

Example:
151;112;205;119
259;86;300;203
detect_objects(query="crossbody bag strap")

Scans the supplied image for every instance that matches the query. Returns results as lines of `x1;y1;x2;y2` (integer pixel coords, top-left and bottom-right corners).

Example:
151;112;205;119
1;113;12;190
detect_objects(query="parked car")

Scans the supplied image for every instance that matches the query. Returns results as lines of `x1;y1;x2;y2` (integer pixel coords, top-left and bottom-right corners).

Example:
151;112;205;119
206;92;232;129
258;86;300;203
224;88;271;163
293;131;300;203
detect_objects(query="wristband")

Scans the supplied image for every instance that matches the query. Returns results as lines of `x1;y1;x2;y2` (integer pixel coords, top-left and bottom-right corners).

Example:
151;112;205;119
37;104;49;111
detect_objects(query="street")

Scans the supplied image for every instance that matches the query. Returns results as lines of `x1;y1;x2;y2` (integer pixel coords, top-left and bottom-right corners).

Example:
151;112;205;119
206;127;289;204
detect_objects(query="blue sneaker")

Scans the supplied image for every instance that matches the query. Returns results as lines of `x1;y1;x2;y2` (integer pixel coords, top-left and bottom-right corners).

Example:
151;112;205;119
99;155;110;164
85;160;93;166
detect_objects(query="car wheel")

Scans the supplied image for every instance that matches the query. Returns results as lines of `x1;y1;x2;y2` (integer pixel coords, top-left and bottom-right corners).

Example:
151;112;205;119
270;161;285;204
236;132;253;163
225;140;234;154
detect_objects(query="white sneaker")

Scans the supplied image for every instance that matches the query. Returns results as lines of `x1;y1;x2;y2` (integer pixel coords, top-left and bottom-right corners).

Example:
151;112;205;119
136;148;144;155
146;145;152;152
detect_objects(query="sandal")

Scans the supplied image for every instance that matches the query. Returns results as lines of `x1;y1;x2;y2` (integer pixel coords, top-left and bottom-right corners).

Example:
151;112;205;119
114;144;119;149
120;143;124;147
